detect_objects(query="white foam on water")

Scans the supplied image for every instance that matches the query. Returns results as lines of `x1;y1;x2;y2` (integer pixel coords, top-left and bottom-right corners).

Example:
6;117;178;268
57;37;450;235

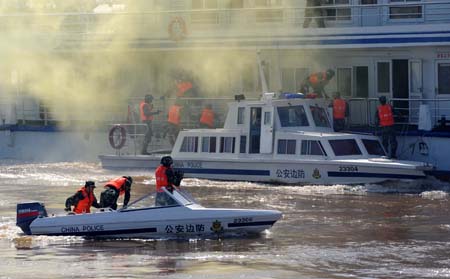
420;190;449;200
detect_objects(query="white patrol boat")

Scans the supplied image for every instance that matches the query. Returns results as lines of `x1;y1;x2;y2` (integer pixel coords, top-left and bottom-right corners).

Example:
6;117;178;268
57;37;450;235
16;188;281;238
100;93;433;185
171;93;432;184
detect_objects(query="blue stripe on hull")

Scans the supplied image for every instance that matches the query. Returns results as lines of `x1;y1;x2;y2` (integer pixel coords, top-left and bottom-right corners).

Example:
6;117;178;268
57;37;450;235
180;168;270;176
327;172;425;179
39;227;157;237
227;221;276;228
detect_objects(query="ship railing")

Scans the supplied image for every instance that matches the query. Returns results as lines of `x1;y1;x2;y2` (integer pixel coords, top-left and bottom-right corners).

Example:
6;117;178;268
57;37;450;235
105;96;235;154
2;94;234;129
107;123;147;156
1;1;450;37
346;97;450;129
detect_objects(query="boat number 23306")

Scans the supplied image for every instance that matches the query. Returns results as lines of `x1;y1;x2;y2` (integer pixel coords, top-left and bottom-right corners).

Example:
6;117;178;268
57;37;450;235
339;165;359;172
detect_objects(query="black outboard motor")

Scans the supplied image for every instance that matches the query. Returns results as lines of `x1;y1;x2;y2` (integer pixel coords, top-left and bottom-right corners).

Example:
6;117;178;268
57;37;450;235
16;202;48;235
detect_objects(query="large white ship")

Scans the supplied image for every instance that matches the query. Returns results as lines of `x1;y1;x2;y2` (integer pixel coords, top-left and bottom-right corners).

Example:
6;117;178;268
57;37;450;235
0;1;449;180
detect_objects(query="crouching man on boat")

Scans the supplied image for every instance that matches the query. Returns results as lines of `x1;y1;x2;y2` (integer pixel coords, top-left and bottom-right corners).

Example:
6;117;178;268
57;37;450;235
65;181;100;214
155;156;183;206
99;176;133;210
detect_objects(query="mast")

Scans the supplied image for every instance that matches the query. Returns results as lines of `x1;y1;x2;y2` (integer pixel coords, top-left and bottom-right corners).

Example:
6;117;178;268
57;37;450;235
256;51;269;94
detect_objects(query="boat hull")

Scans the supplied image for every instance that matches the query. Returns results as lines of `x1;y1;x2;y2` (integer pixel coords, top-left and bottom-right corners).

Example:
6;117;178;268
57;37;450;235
28;206;281;238
99;155;429;184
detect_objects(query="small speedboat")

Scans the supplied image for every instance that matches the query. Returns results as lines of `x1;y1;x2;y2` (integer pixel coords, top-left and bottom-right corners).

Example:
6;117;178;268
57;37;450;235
16;188;282;238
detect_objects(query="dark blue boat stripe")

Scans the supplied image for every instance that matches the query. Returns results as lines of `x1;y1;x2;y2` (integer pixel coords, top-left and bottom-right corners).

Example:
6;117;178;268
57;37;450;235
227;221;276;228
179;168;270;176
40;227;157;236
143;30;450;41
129;36;450;49
328;171;425;179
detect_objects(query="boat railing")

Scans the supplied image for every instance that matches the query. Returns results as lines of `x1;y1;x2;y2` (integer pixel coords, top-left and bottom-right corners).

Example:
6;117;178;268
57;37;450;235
4;93;450;136
346;97;450;129
105;96;233;154
4;1;449;36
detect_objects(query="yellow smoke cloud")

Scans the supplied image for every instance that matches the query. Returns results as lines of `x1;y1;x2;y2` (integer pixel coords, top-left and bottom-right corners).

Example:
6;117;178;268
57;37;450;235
0;2;306;128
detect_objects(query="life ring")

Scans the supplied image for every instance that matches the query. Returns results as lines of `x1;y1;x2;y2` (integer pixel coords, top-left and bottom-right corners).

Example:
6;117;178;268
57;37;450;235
168;16;187;41
109;125;127;150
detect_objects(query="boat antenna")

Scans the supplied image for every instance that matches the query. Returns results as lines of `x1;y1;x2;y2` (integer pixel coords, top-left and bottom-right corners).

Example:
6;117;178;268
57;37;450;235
256;51;269;94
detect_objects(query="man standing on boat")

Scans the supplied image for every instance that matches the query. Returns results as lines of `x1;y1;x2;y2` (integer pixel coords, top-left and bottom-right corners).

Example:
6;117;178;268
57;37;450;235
301;69;335;98
199;104;215;128
330;92;349;132
166;104;182;145
155;156;183;206
375;96;398;159
99;176;133;210
65;181;100;214
140;94;160;155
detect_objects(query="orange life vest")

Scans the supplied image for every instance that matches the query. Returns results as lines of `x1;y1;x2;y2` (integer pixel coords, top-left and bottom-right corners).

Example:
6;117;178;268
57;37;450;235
378;104;394;127
308;72;326;85
176;82;193;97
139;101;154;121
168;105;181;125
199;108;214;128
333;99;347;120
73;187;95;214
104;177;127;196
155;165;170;192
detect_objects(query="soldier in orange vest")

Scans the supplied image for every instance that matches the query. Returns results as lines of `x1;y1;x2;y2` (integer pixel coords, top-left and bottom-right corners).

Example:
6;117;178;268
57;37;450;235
64;181;100;214
176;80;194;98
166;105;182;145
375;96;397;158
330;92;349;132
155;156;183;206
140;94;161;155
199;104;215;128
99;176;133;210
301;69;335;98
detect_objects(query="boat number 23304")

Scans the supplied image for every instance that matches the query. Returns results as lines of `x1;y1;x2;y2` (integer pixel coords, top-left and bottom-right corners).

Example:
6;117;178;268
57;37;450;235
339;166;359;172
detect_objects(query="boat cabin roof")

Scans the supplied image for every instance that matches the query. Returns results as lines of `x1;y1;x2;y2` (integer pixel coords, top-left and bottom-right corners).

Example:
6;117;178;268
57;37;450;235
223;94;333;133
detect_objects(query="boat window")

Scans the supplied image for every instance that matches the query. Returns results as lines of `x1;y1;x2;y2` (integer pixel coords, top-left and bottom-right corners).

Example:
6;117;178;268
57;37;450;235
310;105;331;128
264;111;271;125
362;139;386;156
240;136;247;153
325;0;351;21
277;105;309;127
237;107;245;124
277;139;296;154
438;62;450;94
220;136;235;153
180;136;198;152
329;139;362;156
201;136;216;153
377;62;390;93
389;0;422;19
301;140;326;156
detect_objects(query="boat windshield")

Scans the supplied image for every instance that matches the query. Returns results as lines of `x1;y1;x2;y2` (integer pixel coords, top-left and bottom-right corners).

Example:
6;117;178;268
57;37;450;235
170;189;196;206
309;105;331;128
277;105;309;127
121;189;196;210
362;139;386;156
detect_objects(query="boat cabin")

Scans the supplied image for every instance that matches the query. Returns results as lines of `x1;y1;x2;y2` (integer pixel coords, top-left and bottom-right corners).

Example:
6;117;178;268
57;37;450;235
172;93;387;161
